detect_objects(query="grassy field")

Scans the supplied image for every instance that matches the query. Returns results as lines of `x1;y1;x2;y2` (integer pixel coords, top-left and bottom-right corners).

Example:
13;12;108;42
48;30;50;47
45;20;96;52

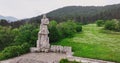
53;24;120;63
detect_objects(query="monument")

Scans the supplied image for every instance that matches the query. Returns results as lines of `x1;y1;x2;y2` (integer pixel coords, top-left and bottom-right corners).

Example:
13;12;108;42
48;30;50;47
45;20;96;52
30;14;50;52
37;14;50;52
30;14;72;56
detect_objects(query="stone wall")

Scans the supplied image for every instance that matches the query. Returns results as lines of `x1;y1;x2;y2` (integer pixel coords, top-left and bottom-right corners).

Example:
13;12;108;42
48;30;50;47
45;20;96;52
30;45;72;56
50;45;72;56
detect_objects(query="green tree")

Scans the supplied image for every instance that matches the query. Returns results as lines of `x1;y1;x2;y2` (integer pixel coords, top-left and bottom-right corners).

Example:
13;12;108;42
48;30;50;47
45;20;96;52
0;26;16;51
0;19;9;26
0;43;30;60
96;20;104;27
114;19;120;31
104;20;116;30
76;23;82;32
104;19;120;31
14;24;38;46
48;20;62;42
57;20;77;38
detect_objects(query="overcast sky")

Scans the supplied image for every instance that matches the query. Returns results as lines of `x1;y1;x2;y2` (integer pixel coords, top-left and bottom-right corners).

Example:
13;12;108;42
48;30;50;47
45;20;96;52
0;0;120;19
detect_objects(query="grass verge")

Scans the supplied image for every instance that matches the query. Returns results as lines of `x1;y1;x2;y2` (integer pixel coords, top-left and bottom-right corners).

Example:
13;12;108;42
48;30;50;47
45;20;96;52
53;24;120;63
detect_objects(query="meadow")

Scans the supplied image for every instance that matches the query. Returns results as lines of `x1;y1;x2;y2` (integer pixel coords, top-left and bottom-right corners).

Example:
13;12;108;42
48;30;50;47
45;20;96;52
53;24;120;63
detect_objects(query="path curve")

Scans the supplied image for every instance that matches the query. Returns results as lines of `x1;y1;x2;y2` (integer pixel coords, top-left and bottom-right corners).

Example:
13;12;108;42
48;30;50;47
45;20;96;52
0;53;115;63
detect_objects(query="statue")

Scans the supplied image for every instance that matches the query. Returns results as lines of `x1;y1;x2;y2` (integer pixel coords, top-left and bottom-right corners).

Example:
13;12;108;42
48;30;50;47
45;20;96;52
31;14;50;52
37;14;50;52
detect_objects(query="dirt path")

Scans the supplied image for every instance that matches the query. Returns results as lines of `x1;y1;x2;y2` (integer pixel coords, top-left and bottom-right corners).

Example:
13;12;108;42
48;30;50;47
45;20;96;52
0;53;115;63
0;53;67;63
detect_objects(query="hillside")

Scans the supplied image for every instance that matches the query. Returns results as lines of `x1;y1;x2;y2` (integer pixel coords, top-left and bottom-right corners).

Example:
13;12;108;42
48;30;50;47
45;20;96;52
27;4;120;24
0;15;18;22
53;24;120;63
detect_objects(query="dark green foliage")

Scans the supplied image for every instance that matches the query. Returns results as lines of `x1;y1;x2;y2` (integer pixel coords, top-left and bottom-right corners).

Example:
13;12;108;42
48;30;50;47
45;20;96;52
20;4;120;26
0;53;5;60
20;43;31;54
76;23;82;32
104;19;120;31
49;20;62;42
0;19;9;26
57;20;77;38
0;43;30;60
10;20;26;28
60;59;80;63
0;26;16;51
1;45;22;59
49;20;82;42
104;20;116;30
0;24;38;60
14;24;39;46
96;20;104;27
60;59;69;63
115;20;120;31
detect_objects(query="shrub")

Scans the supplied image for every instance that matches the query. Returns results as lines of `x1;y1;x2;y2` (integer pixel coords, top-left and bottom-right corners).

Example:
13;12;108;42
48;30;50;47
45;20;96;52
96;20;104;27
49;20;82;42
0;43;30;60
60;59;69;63
60;59;80;63
76;23;82;32
114;20;120;31
0;53;5;60
0;26;16;51
49;20;62;42
104;19;120;31
57;20;77;38
104;20;116;30
1;45;22;59
14;24;38;46
20;43;30;54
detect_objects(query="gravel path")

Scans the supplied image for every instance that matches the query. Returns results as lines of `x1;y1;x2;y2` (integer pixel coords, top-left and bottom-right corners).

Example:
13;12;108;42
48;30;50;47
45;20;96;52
0;53;115;63
0;53;67;63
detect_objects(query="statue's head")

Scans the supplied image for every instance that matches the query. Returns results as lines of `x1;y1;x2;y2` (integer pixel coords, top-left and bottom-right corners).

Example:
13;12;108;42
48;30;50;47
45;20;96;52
43;14;47;19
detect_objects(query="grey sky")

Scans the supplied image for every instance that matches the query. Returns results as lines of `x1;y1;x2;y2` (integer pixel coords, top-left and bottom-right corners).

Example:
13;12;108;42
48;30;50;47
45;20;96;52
0;0;120;19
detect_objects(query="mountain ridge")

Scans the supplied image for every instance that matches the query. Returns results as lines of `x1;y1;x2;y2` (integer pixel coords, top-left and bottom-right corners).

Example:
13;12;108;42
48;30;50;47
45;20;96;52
0;15;18;22
25;3;120;24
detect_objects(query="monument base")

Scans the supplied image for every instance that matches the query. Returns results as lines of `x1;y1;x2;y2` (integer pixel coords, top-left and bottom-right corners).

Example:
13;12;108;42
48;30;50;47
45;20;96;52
30;47;49;53
30;45;73;57
30;47;40;52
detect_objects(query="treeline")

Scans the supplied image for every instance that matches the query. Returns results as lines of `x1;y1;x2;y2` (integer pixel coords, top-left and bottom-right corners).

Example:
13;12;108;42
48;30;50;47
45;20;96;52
0;20;82;60
29;4;120;24
0;19;26;28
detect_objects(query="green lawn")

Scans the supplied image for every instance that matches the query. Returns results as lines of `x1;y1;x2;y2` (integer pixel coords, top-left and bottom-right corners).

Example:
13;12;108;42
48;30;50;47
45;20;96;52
53;24;120;63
